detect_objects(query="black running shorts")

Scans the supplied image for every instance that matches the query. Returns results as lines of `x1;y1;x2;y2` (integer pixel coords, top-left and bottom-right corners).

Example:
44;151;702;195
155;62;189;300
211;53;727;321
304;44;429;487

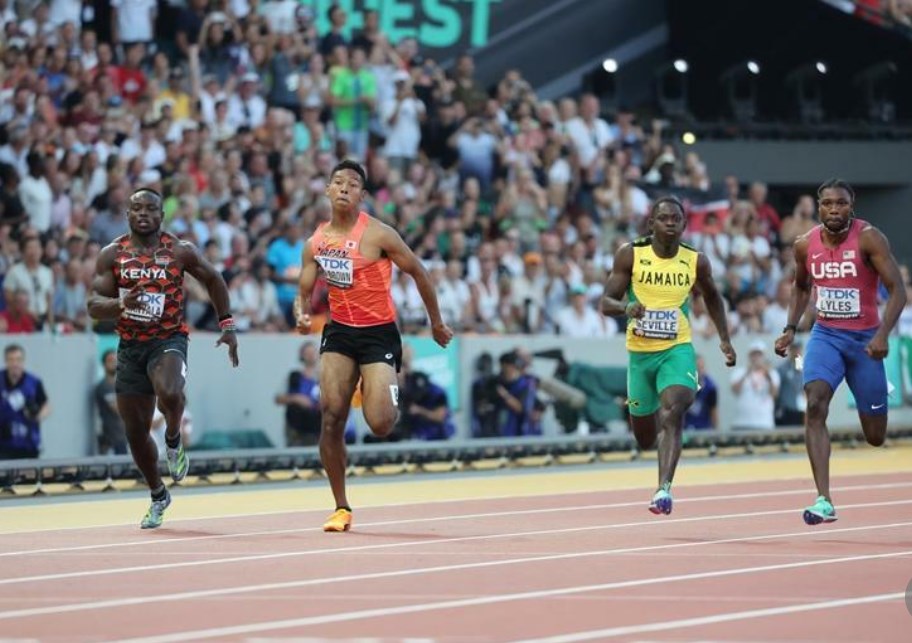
116;334;189;395
320;321;402;372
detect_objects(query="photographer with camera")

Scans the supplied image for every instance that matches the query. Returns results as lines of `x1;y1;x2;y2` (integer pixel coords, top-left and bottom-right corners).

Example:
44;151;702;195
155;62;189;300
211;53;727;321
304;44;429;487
396;345;454;441
0;344;51;460
730;340;780;431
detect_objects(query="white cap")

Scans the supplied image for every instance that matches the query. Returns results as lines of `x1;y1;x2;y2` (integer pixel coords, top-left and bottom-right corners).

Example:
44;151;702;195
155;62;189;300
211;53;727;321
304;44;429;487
393;69;410;83
749;339;766;354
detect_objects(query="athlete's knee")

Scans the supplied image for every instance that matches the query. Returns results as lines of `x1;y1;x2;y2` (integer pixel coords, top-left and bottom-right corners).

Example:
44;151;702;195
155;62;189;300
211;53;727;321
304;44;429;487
805;394;830;422
320;405;348;434
365;406;398;438
861;419;887;446
659;399;689;422
865;431;886;447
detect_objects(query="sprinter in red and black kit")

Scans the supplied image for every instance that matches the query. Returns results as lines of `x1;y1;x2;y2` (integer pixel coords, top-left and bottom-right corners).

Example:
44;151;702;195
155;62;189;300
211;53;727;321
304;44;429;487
87;188;239;529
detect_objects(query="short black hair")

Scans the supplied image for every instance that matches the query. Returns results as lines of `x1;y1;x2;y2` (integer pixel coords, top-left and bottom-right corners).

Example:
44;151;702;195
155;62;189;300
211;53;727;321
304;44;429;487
330;160;367;187
817;178;855;202
101;349;116;363
4;344;23;357
649;195;686;219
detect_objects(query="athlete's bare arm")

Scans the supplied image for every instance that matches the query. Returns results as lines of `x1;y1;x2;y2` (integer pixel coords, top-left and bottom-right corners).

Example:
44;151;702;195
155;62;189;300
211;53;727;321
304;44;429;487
87;244;139;319
294;238;318;334
601;244;639;318
179;241;240;367
694;253;736;367
775;235;812;357
860;227;906;359
376;222;453;348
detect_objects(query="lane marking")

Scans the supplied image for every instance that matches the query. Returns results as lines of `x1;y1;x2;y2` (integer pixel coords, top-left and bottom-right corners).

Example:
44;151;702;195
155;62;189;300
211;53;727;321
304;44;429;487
1;518;911;621
2;481;910;559
2;468;906;536
106;551;912;643
514;592;905;642
3;498;911;588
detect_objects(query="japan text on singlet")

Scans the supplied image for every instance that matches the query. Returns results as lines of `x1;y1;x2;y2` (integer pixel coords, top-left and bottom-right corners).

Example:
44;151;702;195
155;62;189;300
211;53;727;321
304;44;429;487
113;232;189;341
310;212;396;327
626;237;698;353
805;218;880;330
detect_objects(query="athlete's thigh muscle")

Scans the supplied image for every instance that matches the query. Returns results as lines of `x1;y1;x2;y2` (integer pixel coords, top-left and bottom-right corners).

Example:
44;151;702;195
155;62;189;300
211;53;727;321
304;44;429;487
320;352;361;416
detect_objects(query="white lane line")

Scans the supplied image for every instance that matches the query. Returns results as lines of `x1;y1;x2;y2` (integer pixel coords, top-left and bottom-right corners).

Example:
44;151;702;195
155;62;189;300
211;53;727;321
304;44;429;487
106;551;912;643
2;498;910;588
1;518;910;622
514;592;905;642
1;472;905;536
3;480;909;559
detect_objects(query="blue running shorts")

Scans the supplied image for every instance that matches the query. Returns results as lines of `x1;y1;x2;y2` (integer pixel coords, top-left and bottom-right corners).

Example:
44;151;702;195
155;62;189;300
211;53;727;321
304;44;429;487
802;323;887;416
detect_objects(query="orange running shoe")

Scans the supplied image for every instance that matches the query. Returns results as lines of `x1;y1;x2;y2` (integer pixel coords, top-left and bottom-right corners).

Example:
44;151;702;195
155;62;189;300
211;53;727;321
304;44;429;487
323;508;352;532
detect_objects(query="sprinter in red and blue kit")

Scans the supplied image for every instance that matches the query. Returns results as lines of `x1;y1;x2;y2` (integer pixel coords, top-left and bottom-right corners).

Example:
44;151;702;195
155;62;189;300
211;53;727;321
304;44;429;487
775;179;906;525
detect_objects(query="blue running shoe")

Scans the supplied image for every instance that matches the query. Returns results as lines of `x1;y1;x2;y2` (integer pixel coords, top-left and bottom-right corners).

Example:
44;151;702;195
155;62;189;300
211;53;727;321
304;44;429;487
803;495;837;525
649;485;673;515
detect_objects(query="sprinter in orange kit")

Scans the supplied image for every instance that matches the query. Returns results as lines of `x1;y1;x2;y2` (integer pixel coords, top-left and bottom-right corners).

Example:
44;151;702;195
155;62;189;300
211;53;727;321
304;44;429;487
295;159;454;532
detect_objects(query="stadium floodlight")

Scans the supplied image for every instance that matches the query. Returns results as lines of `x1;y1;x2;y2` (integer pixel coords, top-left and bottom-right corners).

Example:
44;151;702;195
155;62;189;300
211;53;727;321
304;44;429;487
719;60;761;123
784;62;829;124
655;59;690;121
585;58;620;113
853;61;898;124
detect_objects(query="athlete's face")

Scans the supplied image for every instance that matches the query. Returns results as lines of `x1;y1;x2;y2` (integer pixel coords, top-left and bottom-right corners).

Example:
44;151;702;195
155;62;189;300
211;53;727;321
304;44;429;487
649;202;686;241
127;191;163;236
818;187;853;234
325;169;365;212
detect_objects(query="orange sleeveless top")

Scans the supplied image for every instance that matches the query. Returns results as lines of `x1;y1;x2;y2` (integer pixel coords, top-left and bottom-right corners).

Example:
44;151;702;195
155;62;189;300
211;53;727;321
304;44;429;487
310;212;396;327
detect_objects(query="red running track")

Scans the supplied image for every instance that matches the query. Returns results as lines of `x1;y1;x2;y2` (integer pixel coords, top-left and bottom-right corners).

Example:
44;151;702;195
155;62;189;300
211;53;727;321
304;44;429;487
0;472;910;642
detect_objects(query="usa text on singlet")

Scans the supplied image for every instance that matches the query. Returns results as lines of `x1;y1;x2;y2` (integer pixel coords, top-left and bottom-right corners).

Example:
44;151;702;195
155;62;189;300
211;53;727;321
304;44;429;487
310;212;397;327
113;232;189;341
805;218;880;331
626;237;698;353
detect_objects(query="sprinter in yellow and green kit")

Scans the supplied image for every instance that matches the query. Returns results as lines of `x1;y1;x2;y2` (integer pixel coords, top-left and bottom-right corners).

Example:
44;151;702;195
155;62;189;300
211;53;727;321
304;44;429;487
602;196;736;515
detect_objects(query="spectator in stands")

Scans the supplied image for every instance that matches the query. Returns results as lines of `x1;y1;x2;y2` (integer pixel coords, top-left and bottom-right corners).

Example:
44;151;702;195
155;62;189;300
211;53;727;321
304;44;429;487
471;351;499;438
730;340;780;431
396;343;454;441
275;341;321;447
329;45;375;162
779;194;816;247
0;344;51;459
94;348;126;455
0;288;36;333
266;221;304;327
493;349;541;437
3;235;54;330
684;355;718;430
775;339;806;428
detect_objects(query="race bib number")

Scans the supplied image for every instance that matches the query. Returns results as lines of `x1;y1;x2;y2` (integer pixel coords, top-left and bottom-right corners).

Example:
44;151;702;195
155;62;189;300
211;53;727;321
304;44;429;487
316;255;353;288
119;288;165;322
816;287;860;319
632;308;679;340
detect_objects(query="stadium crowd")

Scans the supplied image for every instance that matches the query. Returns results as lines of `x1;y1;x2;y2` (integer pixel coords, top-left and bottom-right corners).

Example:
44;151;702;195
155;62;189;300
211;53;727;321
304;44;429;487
2;0;912;342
